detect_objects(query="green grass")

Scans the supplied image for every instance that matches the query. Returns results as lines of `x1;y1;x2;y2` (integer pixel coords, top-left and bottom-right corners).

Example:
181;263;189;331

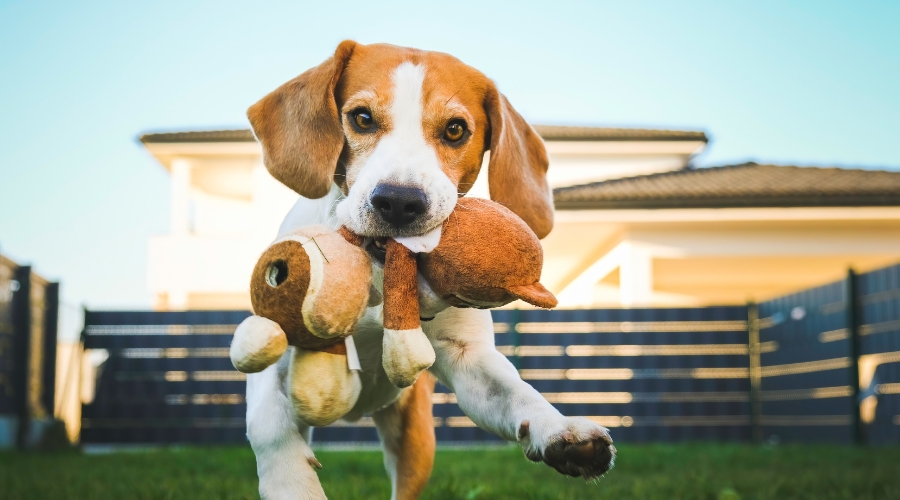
2;444;899;499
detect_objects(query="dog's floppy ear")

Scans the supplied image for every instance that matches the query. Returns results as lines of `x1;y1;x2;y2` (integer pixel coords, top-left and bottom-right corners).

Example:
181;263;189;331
484;84;553;239
247;40;356;199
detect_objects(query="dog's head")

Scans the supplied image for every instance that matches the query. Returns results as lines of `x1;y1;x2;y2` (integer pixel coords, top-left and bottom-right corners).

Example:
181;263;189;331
248;40;553;240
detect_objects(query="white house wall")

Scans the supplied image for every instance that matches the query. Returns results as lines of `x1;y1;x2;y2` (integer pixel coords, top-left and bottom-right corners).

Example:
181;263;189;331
547;210;900;307
627;223;900;257
148;233;261;309
192;191;255;237
148;152;297;310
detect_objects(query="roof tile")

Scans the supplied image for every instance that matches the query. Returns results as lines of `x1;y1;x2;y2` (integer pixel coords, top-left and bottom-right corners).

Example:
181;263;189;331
554;163;900;209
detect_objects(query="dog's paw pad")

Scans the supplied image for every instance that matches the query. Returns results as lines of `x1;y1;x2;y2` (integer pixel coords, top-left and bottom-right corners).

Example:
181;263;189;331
523;418;616;480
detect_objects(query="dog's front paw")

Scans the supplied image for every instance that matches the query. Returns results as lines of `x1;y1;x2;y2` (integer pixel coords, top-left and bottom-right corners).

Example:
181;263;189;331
517;416;616;481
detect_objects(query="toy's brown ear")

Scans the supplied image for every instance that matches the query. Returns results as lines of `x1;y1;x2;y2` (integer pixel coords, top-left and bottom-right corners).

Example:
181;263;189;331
508;283;558;309
484;84;554;239
247;40;356;199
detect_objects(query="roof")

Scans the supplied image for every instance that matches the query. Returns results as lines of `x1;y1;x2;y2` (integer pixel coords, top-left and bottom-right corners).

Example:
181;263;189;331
532;125;707;142
139;126;707;144
553;163;900;210
140;129;256;143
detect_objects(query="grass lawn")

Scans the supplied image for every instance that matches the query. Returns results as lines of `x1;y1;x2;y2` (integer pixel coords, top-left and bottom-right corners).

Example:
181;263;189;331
1;443;899;499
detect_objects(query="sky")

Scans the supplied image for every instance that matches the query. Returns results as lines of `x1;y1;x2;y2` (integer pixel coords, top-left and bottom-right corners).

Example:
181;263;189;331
1;0;898;335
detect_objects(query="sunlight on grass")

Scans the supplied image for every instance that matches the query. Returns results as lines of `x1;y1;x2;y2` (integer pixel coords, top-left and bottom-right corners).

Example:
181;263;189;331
1;444;899;499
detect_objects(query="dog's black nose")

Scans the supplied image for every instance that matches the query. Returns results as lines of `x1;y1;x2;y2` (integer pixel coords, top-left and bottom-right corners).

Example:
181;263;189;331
370;185;428;228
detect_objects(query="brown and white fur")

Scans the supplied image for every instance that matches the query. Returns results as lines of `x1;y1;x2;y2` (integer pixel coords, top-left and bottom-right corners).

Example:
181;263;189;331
245;41;615;500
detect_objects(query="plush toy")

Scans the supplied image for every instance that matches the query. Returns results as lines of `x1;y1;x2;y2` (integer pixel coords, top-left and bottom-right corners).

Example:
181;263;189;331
229;197;558;424
229;225;374;426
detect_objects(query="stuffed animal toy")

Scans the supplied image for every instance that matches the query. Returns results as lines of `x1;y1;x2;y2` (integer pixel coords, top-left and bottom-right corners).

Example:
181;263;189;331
229;197;557;424
229;225;374;426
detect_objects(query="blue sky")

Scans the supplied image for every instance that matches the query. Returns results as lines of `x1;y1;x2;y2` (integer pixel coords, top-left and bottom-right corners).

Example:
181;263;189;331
1;0;898;323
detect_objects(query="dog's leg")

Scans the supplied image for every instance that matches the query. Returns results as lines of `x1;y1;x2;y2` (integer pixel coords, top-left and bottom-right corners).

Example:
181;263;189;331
246;353;327;500
372;372;436;500
426;308;616;480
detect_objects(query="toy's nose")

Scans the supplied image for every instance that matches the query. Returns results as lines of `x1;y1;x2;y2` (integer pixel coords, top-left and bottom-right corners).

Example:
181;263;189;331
370;185;428;228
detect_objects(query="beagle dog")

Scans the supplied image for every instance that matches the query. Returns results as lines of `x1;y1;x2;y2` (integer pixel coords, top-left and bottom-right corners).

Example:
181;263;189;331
245;41;615;500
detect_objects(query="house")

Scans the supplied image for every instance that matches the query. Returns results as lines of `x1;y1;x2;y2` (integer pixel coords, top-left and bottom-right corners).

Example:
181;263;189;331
548;162;900;306
140;126;900;310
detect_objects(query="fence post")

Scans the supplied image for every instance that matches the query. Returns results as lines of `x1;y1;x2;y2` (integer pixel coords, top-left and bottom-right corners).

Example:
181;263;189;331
11;266;32;449
845;269;864;445
509;308;521;370
42;282;59;419
747;301;762;443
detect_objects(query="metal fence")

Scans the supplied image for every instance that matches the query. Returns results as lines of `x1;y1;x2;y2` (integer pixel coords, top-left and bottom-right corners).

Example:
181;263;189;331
757;279;856;443
81;311;250;445
755;265;900;444
81;307;751;445
80;263;900;446
858;265;900;444
0;255;19;422
0;254;59;449
471;307;751;444
0;256;16;420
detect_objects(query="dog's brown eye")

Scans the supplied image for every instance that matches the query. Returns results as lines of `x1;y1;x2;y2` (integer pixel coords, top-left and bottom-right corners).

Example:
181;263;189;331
444;120;467;142
352;109;374;131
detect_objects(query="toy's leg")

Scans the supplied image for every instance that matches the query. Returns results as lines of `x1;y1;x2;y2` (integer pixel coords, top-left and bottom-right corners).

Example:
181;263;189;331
247;354;326;500
372;372;436;500
382;239;435;388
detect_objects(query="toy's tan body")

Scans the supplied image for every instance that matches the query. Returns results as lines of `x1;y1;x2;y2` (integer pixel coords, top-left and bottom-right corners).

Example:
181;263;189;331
289;347;362;427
